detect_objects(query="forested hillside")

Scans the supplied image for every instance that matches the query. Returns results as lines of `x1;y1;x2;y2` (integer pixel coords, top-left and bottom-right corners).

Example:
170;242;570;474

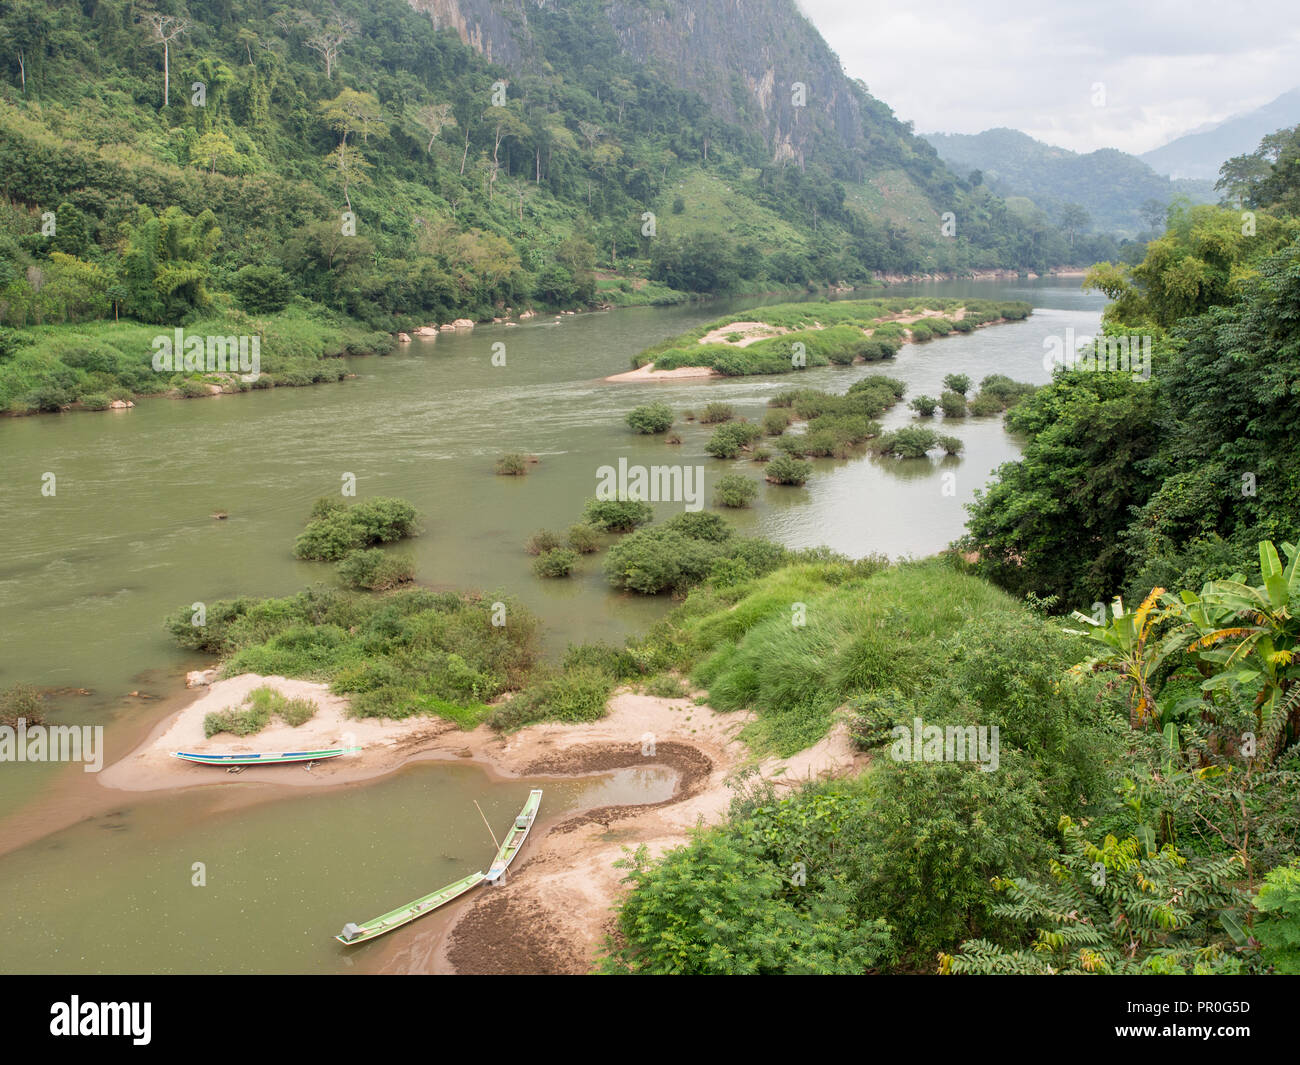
0;0;1098;340
924;127;1215;236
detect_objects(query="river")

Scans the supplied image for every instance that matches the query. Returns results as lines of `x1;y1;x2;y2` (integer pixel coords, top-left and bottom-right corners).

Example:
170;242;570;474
0;277;1105;972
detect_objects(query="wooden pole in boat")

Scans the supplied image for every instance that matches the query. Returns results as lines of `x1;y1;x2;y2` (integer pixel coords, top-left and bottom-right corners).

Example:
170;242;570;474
474;800;501;851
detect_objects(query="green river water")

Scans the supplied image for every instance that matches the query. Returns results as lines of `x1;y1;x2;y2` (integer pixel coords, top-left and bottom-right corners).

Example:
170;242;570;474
0;278;1105;972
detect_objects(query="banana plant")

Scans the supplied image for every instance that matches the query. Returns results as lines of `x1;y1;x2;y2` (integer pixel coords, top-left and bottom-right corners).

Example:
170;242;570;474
1065;587;1192;728
1162;541;1300;760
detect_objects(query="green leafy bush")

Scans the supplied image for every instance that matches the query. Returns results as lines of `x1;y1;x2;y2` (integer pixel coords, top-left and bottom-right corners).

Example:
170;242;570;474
533;547;579;578
567;523;602;553
909;395;938;417
525;529;563;555
627;403;674;433
764;454;812;485
715;474;758;508
495;452;528;475
700;401;734;423
337;549;414;590
582;496;654;532
939;390;967;417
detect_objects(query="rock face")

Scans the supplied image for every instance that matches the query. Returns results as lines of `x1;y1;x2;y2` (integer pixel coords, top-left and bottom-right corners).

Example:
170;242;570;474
402;0;913;172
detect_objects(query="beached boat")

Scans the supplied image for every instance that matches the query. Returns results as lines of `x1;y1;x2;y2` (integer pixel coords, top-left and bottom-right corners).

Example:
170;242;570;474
485;789;543;884
173;747;360;766
336;870;486;945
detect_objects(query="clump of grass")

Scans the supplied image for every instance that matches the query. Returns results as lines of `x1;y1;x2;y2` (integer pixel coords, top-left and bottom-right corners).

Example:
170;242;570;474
567;523;602;554
0;684;45;727
525;529;564;555
764;454;812;485
203;684;320;737
714;474;758;508
645;674;687;698
495;452;529;475
337;548;414;590
700;401;735;424
533;548;579;578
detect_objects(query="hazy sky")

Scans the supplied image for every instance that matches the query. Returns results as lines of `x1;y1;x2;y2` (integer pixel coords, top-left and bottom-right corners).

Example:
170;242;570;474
797;0;1300;154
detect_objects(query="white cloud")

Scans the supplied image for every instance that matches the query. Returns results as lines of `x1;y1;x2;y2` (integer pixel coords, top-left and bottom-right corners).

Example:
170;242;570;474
796;0;1300;152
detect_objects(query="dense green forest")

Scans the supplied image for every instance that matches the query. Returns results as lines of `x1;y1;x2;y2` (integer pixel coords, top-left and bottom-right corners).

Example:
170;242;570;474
1;0;1124;413
592;126;1300;975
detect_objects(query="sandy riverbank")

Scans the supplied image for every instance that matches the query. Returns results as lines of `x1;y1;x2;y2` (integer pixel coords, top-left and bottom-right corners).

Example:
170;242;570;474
98;674;455;791
427;690;864;974
602;363;721;383
99;674;864;974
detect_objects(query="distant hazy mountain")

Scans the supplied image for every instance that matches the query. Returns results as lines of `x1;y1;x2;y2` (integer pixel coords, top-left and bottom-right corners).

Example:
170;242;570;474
1140;88;1300;180
922;128;1213;236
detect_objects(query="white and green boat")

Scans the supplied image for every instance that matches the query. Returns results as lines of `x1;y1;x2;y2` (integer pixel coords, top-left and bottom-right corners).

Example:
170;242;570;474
485;789;543;884
336;870;486;945
174;748;360;766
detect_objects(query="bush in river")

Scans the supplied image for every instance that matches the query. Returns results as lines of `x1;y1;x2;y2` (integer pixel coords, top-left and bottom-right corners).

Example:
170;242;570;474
336;548;414;590
525;529;564;555
705;420;764;459
567;523;602;553
495;452;529;475
937;435;964;456
533;547;579;578
715;474;759;508
874;426;937;458
909;395;938;417
294;497;419;561
0;684;45;727
582;496;654;532
939;390;968;418
764;454;812;485
627;402;675;434
700;401;735;424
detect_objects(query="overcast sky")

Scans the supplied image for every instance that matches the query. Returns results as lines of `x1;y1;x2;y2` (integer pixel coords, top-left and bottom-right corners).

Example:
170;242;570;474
797;0;1300;154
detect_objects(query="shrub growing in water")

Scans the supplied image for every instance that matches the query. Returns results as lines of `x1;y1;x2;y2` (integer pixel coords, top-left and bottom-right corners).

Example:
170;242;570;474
705;421;764;459
764;454;812;485
939;390;968;418
525;529;563;555
582;496;653;532
909;395;938;417
937;435;964;456
715;474;759;508
337;548;414;590
567;523;602;553
293;497;418;561
533;548;579;578
495;452;528;475
627;403;675;434
875;427;937;458
700;401;735;424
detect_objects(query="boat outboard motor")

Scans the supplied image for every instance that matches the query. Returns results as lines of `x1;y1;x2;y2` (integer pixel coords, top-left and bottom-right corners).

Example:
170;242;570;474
340;922;361;942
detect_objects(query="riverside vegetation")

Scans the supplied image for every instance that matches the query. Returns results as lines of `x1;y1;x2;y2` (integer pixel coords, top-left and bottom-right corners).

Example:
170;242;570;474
629;297;1032;375
0;0;1088;416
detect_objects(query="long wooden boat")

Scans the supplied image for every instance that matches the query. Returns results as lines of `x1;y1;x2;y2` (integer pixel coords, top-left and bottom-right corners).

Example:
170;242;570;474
335;870;486;945
173;747;360;766
485;789;543;884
